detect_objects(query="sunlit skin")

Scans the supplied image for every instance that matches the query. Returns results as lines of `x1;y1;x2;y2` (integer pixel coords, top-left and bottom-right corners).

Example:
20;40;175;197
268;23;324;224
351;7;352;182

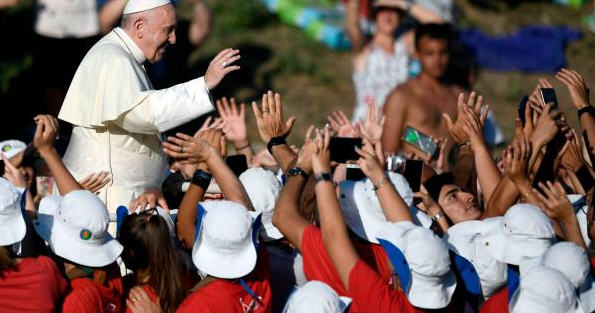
438;184;482;224
415;37;449;79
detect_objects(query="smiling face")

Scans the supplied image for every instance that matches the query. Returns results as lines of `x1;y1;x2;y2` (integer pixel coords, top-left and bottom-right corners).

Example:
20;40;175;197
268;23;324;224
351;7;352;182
438;184;481;224
126;4;177;63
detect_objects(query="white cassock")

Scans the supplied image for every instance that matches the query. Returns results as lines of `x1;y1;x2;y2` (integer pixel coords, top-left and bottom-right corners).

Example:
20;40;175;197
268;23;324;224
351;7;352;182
59;27;213;216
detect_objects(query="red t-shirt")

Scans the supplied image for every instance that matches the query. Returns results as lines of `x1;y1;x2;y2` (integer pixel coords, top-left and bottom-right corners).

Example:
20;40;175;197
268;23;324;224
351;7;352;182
125;285;158;313
62;270;124;313
301;226;423;313
0;256;67;313
176;245;272;313
479;287;508;313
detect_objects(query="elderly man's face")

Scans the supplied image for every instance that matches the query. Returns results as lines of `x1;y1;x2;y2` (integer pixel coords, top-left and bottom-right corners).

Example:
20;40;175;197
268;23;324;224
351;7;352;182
143;4;177;63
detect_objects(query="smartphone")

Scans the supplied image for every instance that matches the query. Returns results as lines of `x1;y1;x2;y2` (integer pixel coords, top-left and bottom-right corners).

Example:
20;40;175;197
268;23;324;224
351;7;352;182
0;160;4;177
330;137;362;163
225;155;248;177
36;176;55;197
517;95;529;126
401;127;437;157
346;164;366;181
403;159;423;192
540;88;559;111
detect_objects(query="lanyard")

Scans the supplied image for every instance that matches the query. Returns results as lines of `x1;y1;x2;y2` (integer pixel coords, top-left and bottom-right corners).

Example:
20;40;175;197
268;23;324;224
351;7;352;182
239;278;262;306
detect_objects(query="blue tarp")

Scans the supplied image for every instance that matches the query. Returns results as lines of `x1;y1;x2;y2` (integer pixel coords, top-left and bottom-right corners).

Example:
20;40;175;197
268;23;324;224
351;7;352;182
459;26;583;73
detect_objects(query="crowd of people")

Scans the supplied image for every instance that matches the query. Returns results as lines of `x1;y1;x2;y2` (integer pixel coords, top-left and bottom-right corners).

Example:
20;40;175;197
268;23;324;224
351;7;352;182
1;0;595;313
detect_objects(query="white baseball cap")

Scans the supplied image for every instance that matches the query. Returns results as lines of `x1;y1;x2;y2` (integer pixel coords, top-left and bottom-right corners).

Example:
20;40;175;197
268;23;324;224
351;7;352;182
444;220;507;298
239;168;283;241
479;204;555;266
0;140;26;160
339;172;413;243
122;0;171;14
376;222;457;309
510;266;581;313
192;201;259;279
34;190;123;267
0;178;26;246
282;281;352;313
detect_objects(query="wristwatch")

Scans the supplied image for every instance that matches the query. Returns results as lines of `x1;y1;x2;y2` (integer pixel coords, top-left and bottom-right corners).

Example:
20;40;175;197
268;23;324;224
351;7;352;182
287;167;309;180
431;210;445;222
314;172;332;184
191;170;212;190
267;136;287;155
578;106;595;119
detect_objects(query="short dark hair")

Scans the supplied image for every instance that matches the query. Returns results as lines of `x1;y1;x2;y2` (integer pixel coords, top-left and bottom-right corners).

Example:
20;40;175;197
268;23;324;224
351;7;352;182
415;23;452;50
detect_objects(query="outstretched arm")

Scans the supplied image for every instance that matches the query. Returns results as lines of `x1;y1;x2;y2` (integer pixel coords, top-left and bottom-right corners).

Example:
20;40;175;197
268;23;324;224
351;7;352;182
346;0;365;54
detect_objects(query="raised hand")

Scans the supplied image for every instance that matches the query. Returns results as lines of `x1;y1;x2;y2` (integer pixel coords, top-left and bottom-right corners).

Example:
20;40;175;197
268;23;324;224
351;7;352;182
311;128;332;174
295;126;317;175
33;115;59;156
130;188;170;212
1;154;26;188
216;97;249;148
327;110;358;138
163;129;226;165
530;103;561;148
204;48;241;90
194;116;224;136
356;102;385;141
533;181;574;221
355;137;385;183
252;91;297;143
79;171;111;194
503;137;531;185
462;105;488;147
560;129;585;172
432;137;449;174
556;68;590;110
444;91;486;144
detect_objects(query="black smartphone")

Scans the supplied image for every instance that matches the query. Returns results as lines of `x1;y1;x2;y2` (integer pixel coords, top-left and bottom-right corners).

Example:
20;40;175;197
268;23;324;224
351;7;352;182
540;88;559;111
225;155;248;177
518;95;529;126
403;159;423;192
330;137;362;163
346;164;366;181
0;160;4;177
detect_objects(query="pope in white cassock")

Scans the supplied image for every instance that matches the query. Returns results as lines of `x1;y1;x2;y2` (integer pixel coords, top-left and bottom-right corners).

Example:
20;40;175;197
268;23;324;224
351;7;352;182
58;0;240;216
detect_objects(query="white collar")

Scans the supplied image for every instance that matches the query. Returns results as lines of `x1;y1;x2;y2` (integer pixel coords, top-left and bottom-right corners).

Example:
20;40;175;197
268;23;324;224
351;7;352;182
113;27;146;64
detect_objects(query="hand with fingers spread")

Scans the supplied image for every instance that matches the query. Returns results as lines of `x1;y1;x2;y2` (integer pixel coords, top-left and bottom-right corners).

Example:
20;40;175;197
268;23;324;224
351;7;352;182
356;102;385;141
216;97;249;149
127;286;162;313
204;48;241;90
311;128;332;174
194;116;224;136
530;103;561;148
327;110;358;138
503;137;532;185
295;126;317;175
163;129;226;166
33;115;60;156
556;69;590;110
560;129;585;173
252;91;297;143
2;154;26;188
79;171;111;193
355;137;385;183
462;105;488;147
443;91;487;144
130;188;170;213
533;181;574;221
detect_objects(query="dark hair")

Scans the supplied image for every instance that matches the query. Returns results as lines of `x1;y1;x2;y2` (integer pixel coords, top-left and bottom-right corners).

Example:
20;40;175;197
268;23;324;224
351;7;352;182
415;23;452;50
119;211;184;313
0;246;17;279
371;5;404;21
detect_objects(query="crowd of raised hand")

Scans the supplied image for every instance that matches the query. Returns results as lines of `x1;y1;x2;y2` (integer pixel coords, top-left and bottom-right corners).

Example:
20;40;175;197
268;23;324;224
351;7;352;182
1;68;595;313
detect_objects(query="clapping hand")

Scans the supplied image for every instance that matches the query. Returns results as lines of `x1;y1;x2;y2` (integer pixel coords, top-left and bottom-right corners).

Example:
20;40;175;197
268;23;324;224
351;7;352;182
444;92;486;144
252;91;297;143
204;49;241;90
327;110;358;138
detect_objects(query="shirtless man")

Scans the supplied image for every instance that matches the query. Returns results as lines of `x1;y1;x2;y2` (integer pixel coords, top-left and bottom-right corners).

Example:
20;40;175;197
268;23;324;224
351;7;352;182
382;23;462;155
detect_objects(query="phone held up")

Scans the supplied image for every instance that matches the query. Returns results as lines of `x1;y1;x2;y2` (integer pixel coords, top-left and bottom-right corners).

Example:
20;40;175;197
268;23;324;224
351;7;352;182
401;127;437;159
330;137;362;163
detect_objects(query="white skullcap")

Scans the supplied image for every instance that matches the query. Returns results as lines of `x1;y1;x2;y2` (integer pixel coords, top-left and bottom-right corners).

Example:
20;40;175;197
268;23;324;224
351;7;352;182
123;0;172;15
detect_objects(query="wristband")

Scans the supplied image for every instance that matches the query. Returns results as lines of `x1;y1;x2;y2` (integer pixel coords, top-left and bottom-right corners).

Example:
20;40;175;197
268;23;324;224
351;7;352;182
267;136;287;155
373;176;388;191
578;106;595;119
190;170;212;190
314;172;333;184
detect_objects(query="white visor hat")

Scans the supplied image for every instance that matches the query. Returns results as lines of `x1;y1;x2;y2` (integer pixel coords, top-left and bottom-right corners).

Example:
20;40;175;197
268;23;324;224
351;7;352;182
239;167;283;241
0;178;26;246
282;281;352;313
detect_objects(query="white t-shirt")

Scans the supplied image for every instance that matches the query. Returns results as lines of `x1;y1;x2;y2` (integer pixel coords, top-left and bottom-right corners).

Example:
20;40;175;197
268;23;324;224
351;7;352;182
35;0;99;38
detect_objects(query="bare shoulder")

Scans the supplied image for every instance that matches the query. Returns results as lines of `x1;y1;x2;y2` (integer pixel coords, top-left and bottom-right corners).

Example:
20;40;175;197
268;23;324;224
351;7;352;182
384;84;412;113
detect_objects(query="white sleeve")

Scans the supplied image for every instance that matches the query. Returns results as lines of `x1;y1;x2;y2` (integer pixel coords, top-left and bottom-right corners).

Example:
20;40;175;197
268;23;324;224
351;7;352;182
148;77;215;132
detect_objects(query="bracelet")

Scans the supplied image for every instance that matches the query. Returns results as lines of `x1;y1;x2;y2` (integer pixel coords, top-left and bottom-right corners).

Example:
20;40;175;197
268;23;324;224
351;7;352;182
267;136;287;155
431;210;445;222
578;106;595;119
373;176;388;191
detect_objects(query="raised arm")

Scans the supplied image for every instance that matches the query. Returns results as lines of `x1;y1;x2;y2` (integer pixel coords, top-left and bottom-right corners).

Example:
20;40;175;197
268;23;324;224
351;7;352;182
188;0;212;46
216;97;254;162
98;0;126;34
33;115;82;195
346;0;365;54
312;128;360;288
271;127;316;252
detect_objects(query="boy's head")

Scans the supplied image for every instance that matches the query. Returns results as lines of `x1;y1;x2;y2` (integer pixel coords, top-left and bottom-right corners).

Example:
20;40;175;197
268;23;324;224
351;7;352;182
415;23;452;79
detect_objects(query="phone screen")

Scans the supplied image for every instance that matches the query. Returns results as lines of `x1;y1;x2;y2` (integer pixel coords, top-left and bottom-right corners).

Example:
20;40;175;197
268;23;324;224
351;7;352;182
0;160;4;177
403;160;423;192
225;155;248;177
518;96;529;126
540;88;559;110
330;137;362;163
346;164;366;181
401;127;437;157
